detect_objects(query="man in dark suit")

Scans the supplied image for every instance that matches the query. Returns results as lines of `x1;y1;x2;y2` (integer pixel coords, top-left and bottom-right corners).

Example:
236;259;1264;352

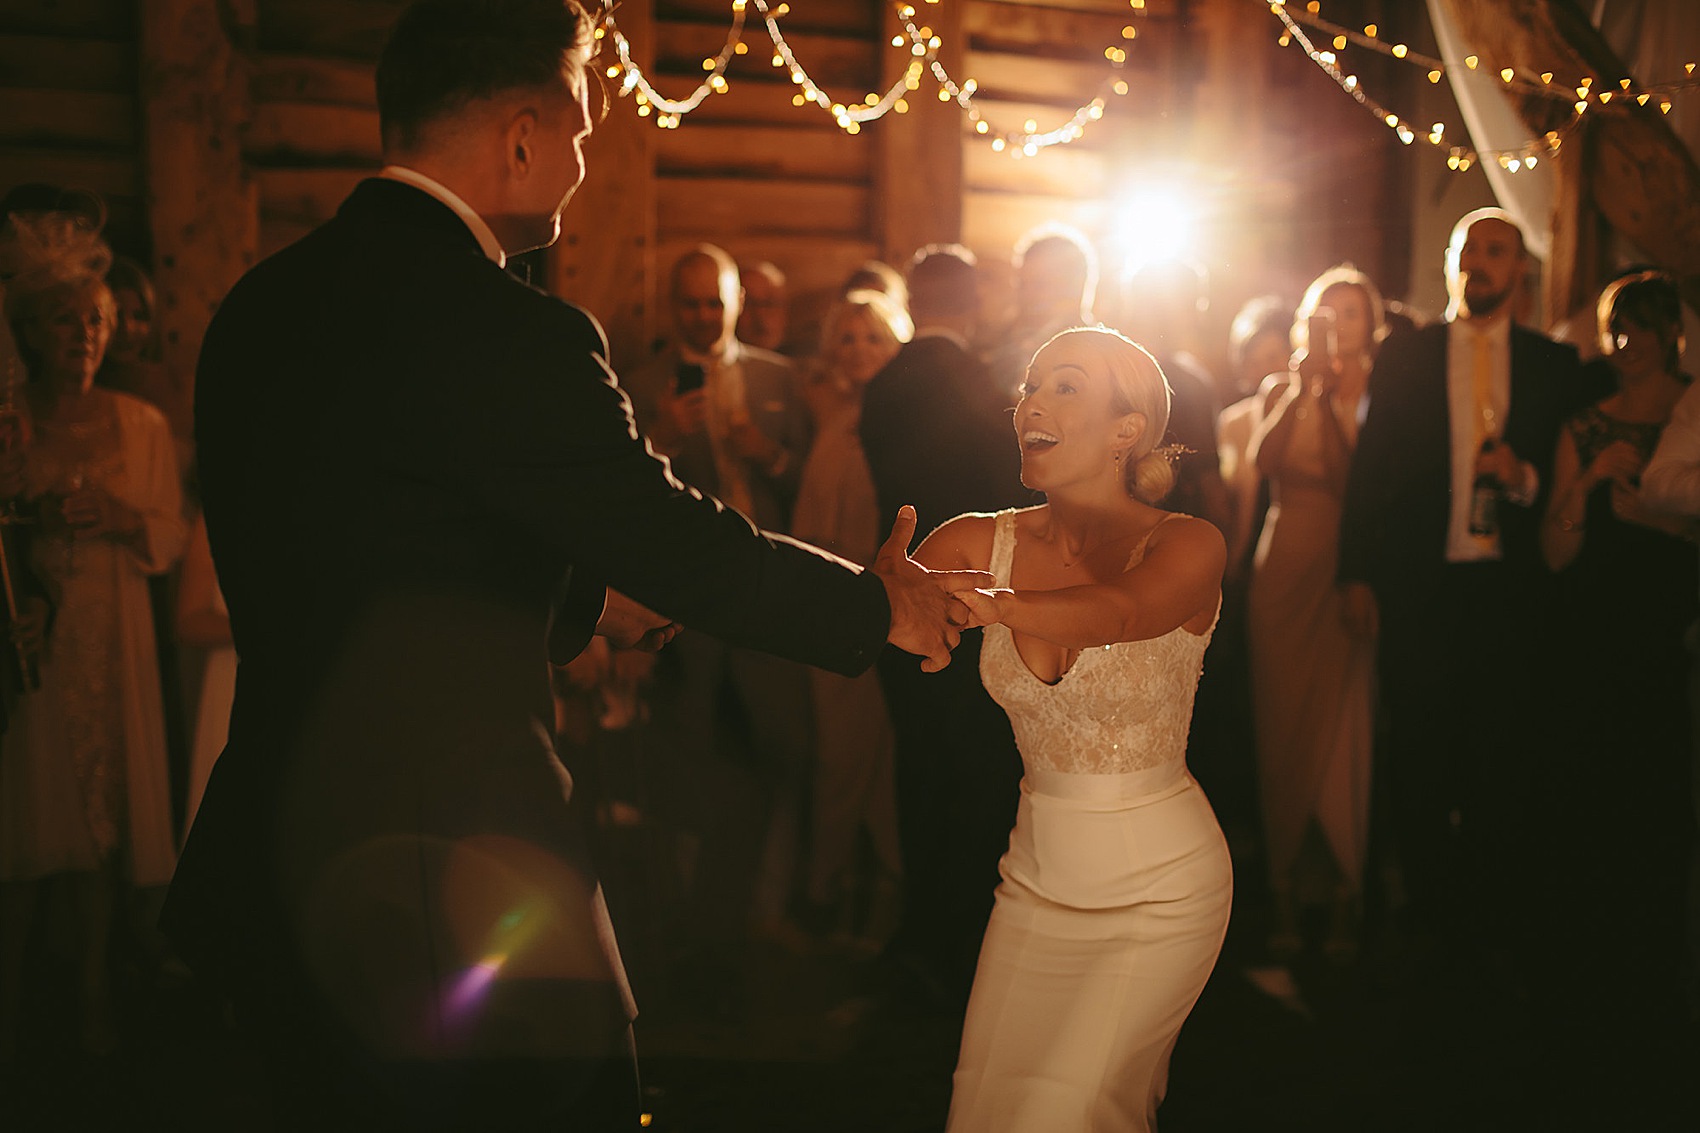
161;3;981;1127
621;244;814;983
1338;208;1583;951
858;244;1029;1007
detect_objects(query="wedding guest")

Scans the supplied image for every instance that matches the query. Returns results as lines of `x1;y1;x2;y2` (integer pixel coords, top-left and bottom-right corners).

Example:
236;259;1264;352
98;255;195;848
1540;270;1695;1021
1117;258;1231;535
1248;266;1383;961
791;289;912;940
859;244;1028;1005
985;224;1097;403
1202;296;1295;870
1641;295;1700;1025
623;243;815;983
98;256;193;469
0;224;184;1058
843;259;908;314
1338;208;1584;959
1119;258;1237;848
737;259;789;354
1218;296;1291;574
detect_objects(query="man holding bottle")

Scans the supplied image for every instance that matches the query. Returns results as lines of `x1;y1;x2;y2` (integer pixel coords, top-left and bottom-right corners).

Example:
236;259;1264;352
1337;208;1583;961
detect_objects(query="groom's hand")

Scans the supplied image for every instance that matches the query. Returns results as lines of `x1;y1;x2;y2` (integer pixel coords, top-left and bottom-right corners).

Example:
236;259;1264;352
596;588;681;653
872;506;994;673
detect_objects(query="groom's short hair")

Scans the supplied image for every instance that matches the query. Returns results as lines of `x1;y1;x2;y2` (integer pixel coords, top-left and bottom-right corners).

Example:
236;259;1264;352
376;0;596;153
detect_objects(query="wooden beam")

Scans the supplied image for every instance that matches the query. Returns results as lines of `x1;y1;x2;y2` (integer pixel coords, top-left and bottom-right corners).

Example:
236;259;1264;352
965;141;1108;197
965;2;1154;51
255;167;374;226
963;189;1110;259
0;0;134;39
655;121;870;182
247;103;383;165
0;33;135;91
256;0;406;61
0;90;135;150
547;0;659;369
0;147;137;199
138;0;258;410
962;49;1130;105
873;0;965;262
655;176;870;239
253;53;377;108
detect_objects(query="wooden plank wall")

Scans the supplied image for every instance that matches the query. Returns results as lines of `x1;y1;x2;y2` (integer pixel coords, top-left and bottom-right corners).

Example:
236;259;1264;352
0;0;1409;384
248;0;399;258
629;0;886;356
593;0;1193;356
0;0;143;254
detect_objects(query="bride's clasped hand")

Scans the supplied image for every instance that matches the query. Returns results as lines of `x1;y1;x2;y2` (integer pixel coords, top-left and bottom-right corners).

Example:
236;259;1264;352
950;586;1010;628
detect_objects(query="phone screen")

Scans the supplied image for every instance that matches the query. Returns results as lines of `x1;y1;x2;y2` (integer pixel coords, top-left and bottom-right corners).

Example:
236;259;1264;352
674;362;706;395
1308;309;1338;361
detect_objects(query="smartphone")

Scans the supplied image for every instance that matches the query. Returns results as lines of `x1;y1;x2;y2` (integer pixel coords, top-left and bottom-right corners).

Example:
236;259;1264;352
674;361;706;395
1308;307;1338;362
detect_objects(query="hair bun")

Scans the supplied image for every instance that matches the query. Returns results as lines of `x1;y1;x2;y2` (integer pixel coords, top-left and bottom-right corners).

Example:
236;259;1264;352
1127;449;1175;505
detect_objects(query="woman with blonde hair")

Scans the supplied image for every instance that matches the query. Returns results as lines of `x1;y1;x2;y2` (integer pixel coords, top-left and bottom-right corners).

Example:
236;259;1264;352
0;221;184;1057
1247;264;1384;962
791;288;912;939
920;327;1231;1131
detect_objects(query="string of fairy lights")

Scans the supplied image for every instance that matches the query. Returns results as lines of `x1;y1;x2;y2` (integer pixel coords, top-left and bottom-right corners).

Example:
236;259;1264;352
1267;0;1699;173
592;0;1141;151
592;0;1697;171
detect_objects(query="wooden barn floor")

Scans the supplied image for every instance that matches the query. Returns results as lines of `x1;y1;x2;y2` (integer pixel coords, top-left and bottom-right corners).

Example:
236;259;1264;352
1;874;1695;1133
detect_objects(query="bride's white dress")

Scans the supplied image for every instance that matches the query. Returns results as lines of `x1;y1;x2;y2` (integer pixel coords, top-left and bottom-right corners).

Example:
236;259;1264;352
945;510;1233;1133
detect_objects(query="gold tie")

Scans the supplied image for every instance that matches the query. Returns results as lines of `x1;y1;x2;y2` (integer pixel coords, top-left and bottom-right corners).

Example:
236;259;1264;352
1469;329;1499;548
1472;330;1497;447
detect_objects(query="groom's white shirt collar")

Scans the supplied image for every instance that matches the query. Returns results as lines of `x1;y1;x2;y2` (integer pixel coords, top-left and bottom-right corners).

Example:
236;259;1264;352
379;165;506;269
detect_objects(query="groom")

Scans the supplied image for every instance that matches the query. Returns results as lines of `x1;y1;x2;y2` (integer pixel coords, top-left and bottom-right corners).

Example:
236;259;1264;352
162;1;982;1127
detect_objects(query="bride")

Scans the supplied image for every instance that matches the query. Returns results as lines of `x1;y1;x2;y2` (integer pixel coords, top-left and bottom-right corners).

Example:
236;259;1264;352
918;327;1232;1131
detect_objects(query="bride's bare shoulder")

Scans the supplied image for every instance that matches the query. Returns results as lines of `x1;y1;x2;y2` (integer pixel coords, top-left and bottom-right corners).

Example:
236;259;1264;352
1142;512;1227;572
915;508;1025;571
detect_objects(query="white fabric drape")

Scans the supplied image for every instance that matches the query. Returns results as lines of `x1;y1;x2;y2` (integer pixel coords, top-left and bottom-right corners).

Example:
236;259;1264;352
1427;0;1557;260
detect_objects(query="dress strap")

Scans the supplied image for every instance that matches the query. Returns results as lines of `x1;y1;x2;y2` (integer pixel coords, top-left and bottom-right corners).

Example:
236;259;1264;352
1125;511;1184;570
990;509;1019;587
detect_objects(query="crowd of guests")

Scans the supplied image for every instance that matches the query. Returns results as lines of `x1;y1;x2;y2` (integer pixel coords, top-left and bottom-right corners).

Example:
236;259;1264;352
568;211;1700;1052
0;174;1694;1083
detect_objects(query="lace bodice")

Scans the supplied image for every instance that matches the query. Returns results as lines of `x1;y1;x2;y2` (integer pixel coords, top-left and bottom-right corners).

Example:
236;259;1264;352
980;510;1216;775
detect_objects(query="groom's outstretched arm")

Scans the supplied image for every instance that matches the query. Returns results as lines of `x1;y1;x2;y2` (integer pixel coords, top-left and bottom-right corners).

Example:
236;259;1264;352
470;298;980;676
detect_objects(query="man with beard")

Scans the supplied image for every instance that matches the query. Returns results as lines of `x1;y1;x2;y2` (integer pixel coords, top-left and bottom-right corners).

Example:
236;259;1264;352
1338;208;1583;962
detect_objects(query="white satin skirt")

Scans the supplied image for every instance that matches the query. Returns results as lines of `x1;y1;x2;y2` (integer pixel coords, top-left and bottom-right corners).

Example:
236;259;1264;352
946;763;1232;1133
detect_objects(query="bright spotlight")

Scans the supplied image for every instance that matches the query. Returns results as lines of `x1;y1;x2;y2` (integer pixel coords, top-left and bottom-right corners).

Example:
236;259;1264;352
1112;183;1197;272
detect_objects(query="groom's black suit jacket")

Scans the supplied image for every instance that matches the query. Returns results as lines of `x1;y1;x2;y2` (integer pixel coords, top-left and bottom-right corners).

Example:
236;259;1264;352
164;179;890;1079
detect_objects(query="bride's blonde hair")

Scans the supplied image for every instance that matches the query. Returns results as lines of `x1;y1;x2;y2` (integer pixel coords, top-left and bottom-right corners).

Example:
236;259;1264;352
1036;327;1175;504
